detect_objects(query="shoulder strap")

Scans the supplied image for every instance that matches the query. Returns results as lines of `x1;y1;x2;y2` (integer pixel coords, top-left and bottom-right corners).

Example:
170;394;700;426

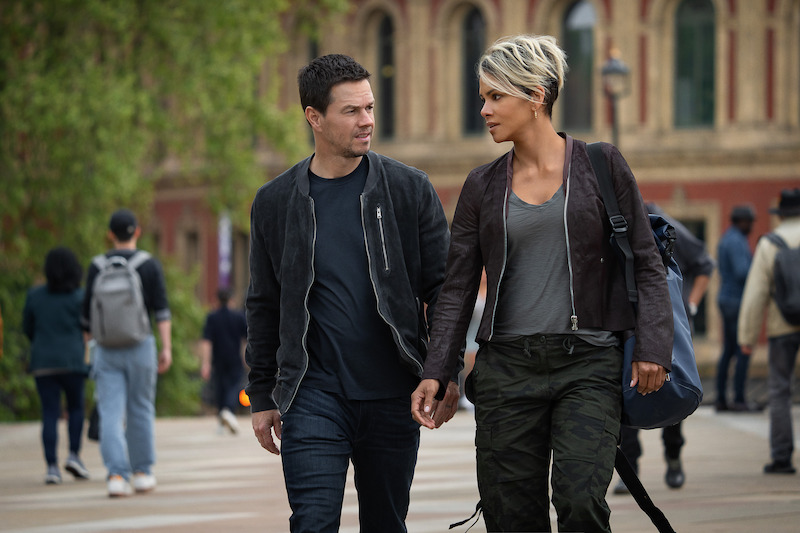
126;250;152;271
91;254;110;270
615;449;676;533
586;142;638;304
765;232;788;249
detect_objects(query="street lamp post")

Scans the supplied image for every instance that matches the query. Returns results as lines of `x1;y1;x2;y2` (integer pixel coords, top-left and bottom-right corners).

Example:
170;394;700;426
601;51;631;147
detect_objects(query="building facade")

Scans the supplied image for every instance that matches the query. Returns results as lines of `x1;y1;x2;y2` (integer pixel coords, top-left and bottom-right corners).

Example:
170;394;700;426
153;0;800;357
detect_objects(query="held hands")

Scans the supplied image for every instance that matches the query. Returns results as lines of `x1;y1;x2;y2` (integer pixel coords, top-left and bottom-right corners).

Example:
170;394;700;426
630;361;667;395
411;379;460;429
252;409;282;455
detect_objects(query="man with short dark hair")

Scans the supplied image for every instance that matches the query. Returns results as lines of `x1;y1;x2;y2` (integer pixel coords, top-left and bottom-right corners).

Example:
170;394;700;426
739;188;800;474
82;208;172;497
200;287;247;434
245;54;456;532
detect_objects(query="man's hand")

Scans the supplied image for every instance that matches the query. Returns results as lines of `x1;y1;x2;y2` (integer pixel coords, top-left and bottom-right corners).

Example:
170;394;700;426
741;344;753;356
252;409;282;455
157;347;172;374
630;361;667;395
412;379;459;429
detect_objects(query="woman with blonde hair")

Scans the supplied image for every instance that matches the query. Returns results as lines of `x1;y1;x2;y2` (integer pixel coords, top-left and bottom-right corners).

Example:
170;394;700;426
412;35;672;531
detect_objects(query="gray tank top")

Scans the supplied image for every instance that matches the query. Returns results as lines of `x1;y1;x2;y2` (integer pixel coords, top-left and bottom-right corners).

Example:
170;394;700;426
493;186;616;347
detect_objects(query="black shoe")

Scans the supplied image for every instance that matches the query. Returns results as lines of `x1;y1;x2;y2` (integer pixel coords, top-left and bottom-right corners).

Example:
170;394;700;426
665;458;685;488
715;400;729;412
764;461;796;474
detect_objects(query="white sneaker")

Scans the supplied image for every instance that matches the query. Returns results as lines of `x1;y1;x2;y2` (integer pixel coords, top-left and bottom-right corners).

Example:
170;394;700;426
219;408;240;435
132;472;156;493
107;475;132;497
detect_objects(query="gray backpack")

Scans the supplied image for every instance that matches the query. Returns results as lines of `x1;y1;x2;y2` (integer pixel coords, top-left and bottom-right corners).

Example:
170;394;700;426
765;233;800;326
90;251;152;347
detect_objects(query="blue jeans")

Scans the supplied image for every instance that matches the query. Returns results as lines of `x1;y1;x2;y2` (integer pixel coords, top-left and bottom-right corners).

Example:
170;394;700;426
768;332;800;463
280;386;420;533
93;336;157;479
35;373;86;465
716;300;750;405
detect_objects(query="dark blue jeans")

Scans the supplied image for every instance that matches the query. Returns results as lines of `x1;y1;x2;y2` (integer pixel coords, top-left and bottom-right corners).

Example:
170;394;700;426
716;300;751;405
280;386;419;533
35;373;86;465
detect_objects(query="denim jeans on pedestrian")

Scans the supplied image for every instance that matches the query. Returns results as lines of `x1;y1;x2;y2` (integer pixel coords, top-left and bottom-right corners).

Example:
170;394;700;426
35;373;86;465
716;300;751;405
93;335;157;479
280;385;420;533
768;331;800;464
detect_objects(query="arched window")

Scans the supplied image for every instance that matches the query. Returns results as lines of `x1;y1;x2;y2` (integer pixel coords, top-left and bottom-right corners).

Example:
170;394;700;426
377;15;395;138
561;0;595;131
462;7;485;135
674;0;715;127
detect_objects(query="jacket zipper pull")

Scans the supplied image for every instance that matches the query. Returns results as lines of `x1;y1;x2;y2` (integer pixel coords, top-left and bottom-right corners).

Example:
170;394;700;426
570;315;578;331
377;206;382;219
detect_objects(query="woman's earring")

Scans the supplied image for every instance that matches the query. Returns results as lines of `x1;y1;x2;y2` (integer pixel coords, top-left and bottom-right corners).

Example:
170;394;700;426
534;109;539;119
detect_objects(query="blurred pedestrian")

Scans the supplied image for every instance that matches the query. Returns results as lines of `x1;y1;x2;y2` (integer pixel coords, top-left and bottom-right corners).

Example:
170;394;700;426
412;35;671;532
616;203;715;493
715;205;757;412
23;246;91;485
739;188;800;474
200;287;247;434
81;209;172;497
245;54;453;532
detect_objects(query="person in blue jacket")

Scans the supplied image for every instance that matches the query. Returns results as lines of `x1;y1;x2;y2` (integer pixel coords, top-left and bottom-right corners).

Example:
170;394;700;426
24;247;91;485
715;205;757;412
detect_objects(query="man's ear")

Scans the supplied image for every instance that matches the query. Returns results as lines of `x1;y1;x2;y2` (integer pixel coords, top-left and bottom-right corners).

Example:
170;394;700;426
305;106;322;130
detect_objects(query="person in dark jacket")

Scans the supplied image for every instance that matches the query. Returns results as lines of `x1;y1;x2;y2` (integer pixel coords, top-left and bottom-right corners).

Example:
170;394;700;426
245;54;454;532
200;287;247;434
24;246;91;485
411;35;672;532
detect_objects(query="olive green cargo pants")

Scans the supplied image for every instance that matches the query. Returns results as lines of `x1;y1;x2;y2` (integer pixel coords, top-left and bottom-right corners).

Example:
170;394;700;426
467;334;622;532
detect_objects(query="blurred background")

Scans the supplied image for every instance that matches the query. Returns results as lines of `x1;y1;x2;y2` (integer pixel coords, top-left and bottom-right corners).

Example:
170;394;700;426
2;0;798;420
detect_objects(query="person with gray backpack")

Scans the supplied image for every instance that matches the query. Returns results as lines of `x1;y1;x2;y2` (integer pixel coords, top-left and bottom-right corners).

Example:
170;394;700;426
739;188;800;475
81;208;172;497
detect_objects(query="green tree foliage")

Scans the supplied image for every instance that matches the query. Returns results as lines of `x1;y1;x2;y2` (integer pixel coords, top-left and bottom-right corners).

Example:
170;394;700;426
0;0;347;420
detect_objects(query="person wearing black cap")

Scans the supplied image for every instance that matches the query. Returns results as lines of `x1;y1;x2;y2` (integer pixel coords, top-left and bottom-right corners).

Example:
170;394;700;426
739;188;800;474
81;208;172;496
715;204;757;412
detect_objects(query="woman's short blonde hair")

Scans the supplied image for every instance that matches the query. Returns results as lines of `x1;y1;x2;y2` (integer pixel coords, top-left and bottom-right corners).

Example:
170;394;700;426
478;34;569;117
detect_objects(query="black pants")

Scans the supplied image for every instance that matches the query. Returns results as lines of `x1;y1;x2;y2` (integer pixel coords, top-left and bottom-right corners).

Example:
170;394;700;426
619;422;685;468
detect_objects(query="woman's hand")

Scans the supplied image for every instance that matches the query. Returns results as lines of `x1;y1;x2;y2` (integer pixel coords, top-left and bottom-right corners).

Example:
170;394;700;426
630;361;667;395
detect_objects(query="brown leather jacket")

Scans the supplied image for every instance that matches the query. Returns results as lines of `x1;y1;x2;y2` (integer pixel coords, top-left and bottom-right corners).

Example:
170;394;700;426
422;135;673;392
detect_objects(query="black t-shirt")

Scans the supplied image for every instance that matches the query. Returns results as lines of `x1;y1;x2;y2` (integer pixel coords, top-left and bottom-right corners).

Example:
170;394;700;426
203;306;247;369
303;157;417;399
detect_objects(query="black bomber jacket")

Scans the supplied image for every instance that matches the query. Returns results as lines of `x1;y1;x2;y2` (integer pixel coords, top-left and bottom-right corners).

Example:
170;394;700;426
245;151;451;413
422;136;673;392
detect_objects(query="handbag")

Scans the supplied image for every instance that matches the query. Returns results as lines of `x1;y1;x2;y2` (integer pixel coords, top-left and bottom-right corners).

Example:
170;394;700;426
588;142;703;533
587;142;703;430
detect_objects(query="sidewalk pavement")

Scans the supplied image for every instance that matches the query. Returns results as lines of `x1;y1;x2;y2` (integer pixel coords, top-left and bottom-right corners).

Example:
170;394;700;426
2;398;800;533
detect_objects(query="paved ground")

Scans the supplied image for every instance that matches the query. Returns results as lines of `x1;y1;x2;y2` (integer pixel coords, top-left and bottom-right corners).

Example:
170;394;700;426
2;396;800;533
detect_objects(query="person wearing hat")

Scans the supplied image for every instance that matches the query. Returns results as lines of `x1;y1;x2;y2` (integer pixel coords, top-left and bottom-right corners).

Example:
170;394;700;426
81;208;172;496
739;188;800;474
715;204;757;412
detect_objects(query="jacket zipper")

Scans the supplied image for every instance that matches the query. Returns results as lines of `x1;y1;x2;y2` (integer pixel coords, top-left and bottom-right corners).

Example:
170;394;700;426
287;197;315;412
487;183;510;341
563;159;578;330
376;206;390;272
360;196;423;375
